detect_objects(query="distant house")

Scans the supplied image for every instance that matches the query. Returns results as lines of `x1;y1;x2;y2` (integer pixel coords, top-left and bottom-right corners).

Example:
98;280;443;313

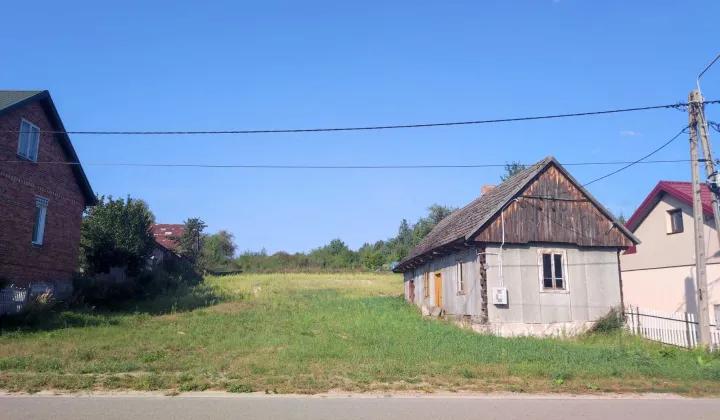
393;156;638;337
0;90;96;287
621;181;720;324
149;224;186;269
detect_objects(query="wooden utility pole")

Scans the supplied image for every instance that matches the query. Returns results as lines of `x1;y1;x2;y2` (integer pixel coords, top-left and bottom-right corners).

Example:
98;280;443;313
689;91;712;348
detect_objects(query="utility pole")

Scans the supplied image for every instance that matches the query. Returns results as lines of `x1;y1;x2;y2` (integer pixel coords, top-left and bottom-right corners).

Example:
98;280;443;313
693;90;720;246
688;91;712;348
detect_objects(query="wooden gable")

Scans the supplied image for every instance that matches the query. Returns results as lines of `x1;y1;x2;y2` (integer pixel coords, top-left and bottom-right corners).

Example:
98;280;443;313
472;164;633;248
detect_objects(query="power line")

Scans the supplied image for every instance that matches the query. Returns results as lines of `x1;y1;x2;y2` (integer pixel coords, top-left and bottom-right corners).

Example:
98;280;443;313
580;126;689;188
0;158;693;169
4;100;719;136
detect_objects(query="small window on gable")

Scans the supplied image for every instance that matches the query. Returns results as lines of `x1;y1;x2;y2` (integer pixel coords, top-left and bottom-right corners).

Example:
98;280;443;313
18;119;40;162
32;196;49;246
423;271;430;298
540;251;566;291
668;209;683;234
456;260;465;294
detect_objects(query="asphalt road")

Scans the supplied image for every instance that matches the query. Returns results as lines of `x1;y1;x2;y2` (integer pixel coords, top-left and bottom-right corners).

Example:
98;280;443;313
2;395;719;420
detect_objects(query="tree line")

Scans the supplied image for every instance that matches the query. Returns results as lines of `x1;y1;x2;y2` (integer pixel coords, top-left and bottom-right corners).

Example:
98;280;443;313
84;162;632;275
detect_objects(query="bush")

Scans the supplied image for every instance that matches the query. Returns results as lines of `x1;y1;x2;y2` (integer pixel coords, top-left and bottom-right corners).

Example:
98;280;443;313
2;291;58;327
589;307;626;334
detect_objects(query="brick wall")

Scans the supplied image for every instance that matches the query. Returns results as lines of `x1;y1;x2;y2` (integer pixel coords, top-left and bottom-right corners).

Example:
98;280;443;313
0;102;85;287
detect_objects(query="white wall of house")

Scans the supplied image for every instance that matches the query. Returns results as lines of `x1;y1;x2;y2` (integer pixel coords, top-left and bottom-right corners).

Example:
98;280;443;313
484;244;620;328
621;194;720;324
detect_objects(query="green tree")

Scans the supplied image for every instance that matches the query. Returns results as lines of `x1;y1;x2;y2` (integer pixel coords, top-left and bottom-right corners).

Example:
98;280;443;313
202;230;237;268
135;199;156;224
79;195;155;276
500;161;527;182
177;218;207;268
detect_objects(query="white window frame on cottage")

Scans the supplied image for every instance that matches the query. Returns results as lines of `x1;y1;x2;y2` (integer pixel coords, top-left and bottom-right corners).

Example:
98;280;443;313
17;119;41;162
32;196;49;246
537;249;568;293
456;259;465;294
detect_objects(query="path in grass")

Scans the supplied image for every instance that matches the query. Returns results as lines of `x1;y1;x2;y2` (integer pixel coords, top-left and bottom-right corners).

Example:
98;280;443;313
1;273;719;395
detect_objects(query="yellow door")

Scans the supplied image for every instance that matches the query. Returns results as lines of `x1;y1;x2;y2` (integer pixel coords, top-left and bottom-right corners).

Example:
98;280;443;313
434;271;442;308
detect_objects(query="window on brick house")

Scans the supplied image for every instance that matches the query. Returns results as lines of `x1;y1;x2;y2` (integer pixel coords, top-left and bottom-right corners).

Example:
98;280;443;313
18;119;40;162
540;251;566;290
32;196;49;246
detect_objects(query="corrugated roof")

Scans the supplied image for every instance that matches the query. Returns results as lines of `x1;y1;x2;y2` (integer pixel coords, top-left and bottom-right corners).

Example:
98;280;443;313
150;224;185;250
0;90;43;112
395;156;638;272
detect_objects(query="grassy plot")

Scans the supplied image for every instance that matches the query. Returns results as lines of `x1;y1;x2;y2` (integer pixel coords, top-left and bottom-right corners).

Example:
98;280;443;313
1;273;719;395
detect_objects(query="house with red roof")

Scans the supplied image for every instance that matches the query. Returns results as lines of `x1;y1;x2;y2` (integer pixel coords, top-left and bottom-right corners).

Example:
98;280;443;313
149;224;186;269
621;181;720;324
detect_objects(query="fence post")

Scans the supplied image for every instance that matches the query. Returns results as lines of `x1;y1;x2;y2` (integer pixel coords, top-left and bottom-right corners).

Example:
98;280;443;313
636;306;641;335
685;311;693;349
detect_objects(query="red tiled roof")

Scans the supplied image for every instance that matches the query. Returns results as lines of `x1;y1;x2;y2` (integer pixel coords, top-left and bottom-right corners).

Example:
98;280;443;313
150;224;184;250
625;181;713;232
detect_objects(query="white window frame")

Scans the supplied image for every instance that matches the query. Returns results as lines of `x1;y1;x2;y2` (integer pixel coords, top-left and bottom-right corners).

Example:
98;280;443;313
32;196;49;246
17;119;41;162
537;249;568;293
456;259;465;294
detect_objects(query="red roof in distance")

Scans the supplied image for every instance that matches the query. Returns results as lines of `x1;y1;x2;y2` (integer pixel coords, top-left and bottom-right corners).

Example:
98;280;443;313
150;224;184;250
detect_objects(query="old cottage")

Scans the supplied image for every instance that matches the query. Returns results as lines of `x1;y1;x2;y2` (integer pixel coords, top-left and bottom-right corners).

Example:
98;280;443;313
393;156;639;336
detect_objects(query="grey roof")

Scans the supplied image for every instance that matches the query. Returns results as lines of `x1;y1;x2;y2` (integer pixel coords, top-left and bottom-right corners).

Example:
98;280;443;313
395;156;639;272
0;90;44;112
0;90;96;206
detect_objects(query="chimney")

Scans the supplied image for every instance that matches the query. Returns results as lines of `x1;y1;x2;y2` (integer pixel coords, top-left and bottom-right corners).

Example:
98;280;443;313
481;185;496;196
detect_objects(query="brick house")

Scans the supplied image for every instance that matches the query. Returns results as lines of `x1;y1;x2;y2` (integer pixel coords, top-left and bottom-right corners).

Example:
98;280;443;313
0;90;96;287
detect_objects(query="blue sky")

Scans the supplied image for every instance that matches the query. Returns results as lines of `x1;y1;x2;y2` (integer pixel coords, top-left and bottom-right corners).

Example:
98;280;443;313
2;0;719;253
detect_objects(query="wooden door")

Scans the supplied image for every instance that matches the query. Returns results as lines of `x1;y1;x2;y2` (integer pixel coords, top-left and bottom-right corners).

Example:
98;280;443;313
434;271;442;308
409;280;415;301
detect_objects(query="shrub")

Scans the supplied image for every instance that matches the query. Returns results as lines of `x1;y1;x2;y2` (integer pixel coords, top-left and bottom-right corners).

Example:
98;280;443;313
227;383;253;393
589;307;626;334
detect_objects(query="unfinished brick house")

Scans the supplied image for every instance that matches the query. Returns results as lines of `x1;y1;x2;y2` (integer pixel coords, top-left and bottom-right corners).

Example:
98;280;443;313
0;90;96;287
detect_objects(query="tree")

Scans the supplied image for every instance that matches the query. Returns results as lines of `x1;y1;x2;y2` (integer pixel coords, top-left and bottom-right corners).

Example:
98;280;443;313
177;218;207;268
79;195;155;276
135;199;156;224
500;161;527;182
202;230;237;268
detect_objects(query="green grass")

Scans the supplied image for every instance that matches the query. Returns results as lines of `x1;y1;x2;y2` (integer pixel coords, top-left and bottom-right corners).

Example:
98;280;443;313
1;272;719;395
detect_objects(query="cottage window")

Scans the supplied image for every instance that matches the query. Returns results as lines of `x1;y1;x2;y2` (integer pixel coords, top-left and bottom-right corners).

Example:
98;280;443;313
18;119;40;162
668;209;683;234
456;261;465;294
540;252;565;290
424;271;430;298
32;196;49;246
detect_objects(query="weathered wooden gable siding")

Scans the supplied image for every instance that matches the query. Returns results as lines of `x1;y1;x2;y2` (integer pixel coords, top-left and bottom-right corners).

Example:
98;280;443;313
473;165;631;247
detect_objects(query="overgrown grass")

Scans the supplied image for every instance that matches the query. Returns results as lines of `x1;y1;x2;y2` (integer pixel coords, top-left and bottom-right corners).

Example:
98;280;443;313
1;272;719;395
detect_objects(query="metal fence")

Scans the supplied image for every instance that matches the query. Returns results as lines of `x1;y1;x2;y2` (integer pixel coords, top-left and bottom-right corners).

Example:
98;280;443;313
625;306;720;349
0;280;73;315
0;288;29;315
